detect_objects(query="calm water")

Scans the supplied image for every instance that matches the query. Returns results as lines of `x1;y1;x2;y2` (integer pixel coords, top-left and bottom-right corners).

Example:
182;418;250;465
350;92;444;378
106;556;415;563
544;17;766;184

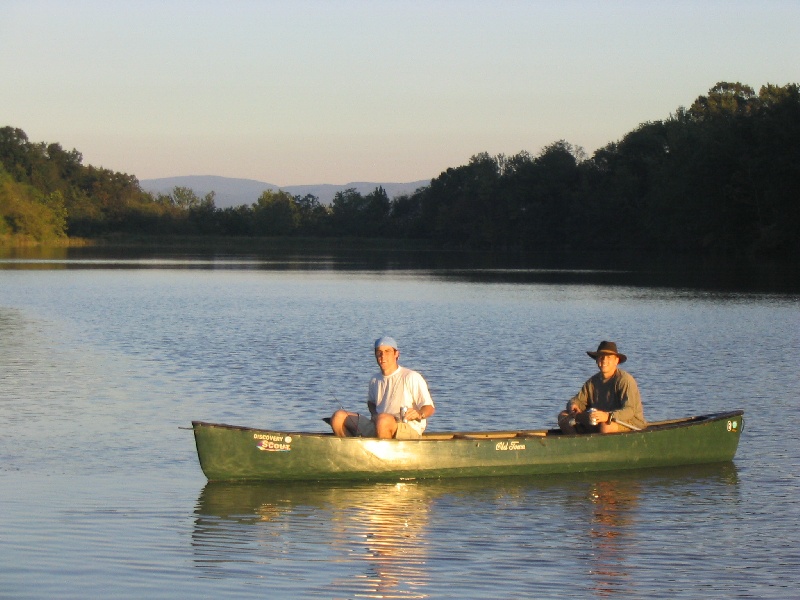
1;249;798;599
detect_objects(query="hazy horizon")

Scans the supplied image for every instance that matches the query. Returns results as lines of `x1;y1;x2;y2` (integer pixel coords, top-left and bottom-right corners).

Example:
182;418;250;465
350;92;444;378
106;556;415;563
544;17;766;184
138;174;431;207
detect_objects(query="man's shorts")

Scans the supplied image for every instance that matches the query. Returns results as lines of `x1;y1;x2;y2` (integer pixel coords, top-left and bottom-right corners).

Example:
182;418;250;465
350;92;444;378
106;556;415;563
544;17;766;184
353;414;423;439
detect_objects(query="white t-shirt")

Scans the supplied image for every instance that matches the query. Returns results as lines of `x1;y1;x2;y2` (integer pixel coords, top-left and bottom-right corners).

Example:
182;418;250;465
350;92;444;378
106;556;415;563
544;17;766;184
368;366;434;435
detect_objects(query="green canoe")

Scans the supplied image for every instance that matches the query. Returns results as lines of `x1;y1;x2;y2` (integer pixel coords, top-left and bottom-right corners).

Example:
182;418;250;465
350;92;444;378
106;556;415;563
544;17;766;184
191;410;743;482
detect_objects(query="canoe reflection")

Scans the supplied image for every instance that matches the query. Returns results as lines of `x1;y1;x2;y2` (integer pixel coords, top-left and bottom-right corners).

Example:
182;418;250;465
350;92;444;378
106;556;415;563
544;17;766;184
191;464;738;597
193;480;445;598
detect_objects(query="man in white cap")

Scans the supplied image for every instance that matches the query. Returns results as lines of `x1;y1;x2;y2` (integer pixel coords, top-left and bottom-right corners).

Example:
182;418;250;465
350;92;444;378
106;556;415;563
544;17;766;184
558;341;647;434
330;336;435;439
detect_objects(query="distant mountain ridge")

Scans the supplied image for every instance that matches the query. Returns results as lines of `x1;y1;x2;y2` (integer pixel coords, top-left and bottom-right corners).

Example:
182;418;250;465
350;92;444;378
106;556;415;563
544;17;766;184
139;175;430;208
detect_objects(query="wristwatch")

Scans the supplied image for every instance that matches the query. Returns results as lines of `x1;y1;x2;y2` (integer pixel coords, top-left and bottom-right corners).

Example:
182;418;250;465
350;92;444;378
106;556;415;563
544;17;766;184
607;412;615;424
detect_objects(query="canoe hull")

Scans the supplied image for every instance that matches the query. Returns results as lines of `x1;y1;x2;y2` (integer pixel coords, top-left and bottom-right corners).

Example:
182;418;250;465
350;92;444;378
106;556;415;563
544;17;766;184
192;411;743;482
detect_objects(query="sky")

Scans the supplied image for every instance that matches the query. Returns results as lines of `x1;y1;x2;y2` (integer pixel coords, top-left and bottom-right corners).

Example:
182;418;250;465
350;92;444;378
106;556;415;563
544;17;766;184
2;0;799;186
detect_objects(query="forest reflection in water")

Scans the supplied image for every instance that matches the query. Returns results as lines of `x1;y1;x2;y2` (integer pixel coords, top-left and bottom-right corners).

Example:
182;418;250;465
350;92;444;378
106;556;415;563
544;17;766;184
192;464;739;598
1;243;798;294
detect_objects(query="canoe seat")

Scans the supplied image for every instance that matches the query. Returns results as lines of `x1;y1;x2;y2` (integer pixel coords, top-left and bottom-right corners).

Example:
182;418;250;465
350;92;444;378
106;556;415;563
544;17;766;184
421;433;455;440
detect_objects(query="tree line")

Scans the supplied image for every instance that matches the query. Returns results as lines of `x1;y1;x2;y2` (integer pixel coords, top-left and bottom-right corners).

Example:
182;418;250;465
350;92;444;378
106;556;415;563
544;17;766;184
1;81;798;256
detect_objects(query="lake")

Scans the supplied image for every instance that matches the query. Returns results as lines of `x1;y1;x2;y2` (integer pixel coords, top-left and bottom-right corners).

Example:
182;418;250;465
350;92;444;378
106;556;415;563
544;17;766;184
1;246;798;598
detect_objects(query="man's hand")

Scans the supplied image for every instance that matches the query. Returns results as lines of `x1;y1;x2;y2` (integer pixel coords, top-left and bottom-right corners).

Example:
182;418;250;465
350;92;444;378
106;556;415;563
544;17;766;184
407;407;426;421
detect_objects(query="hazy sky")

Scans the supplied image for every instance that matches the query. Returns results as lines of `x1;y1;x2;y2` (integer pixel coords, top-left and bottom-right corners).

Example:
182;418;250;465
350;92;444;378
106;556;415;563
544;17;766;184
2;1;799;185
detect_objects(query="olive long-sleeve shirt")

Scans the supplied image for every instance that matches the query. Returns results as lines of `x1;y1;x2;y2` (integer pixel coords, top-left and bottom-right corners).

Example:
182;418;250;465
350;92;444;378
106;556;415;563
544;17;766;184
568;368;647;429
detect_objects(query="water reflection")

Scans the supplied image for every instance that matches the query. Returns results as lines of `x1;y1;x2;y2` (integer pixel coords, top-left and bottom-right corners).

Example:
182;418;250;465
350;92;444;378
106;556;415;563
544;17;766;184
192;465;739;598
586;479;639;597
1;244;797;293
194;480;438;598
343;485;431;598
568;464;739;597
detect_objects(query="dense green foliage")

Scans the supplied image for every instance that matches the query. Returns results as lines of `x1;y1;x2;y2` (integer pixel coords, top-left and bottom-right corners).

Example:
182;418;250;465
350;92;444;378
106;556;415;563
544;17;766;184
2;82;798;256
410;82;799;255
0;168;67;242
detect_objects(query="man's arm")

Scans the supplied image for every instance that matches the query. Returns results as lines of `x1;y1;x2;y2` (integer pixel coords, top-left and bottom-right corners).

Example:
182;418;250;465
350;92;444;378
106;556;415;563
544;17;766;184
408;371;434;421
568;380;592;412
609;374;642;424
410;404;435;421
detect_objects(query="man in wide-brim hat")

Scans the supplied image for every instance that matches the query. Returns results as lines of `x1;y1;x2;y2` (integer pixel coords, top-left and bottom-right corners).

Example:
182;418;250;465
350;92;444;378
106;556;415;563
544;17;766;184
558;341;647;434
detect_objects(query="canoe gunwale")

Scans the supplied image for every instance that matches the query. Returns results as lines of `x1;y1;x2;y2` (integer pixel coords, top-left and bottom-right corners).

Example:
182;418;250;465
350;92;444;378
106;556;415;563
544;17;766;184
191;410;744;440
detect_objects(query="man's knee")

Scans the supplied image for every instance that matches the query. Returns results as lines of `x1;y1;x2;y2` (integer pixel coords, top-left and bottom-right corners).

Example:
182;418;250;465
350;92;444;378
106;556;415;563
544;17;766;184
599;421;630;434
374;413;397;439
558;410;576;434
330;410;351;436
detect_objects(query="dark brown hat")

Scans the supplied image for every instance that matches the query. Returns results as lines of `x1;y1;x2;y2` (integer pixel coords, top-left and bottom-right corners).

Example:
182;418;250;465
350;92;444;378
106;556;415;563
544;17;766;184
587;341;627;363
